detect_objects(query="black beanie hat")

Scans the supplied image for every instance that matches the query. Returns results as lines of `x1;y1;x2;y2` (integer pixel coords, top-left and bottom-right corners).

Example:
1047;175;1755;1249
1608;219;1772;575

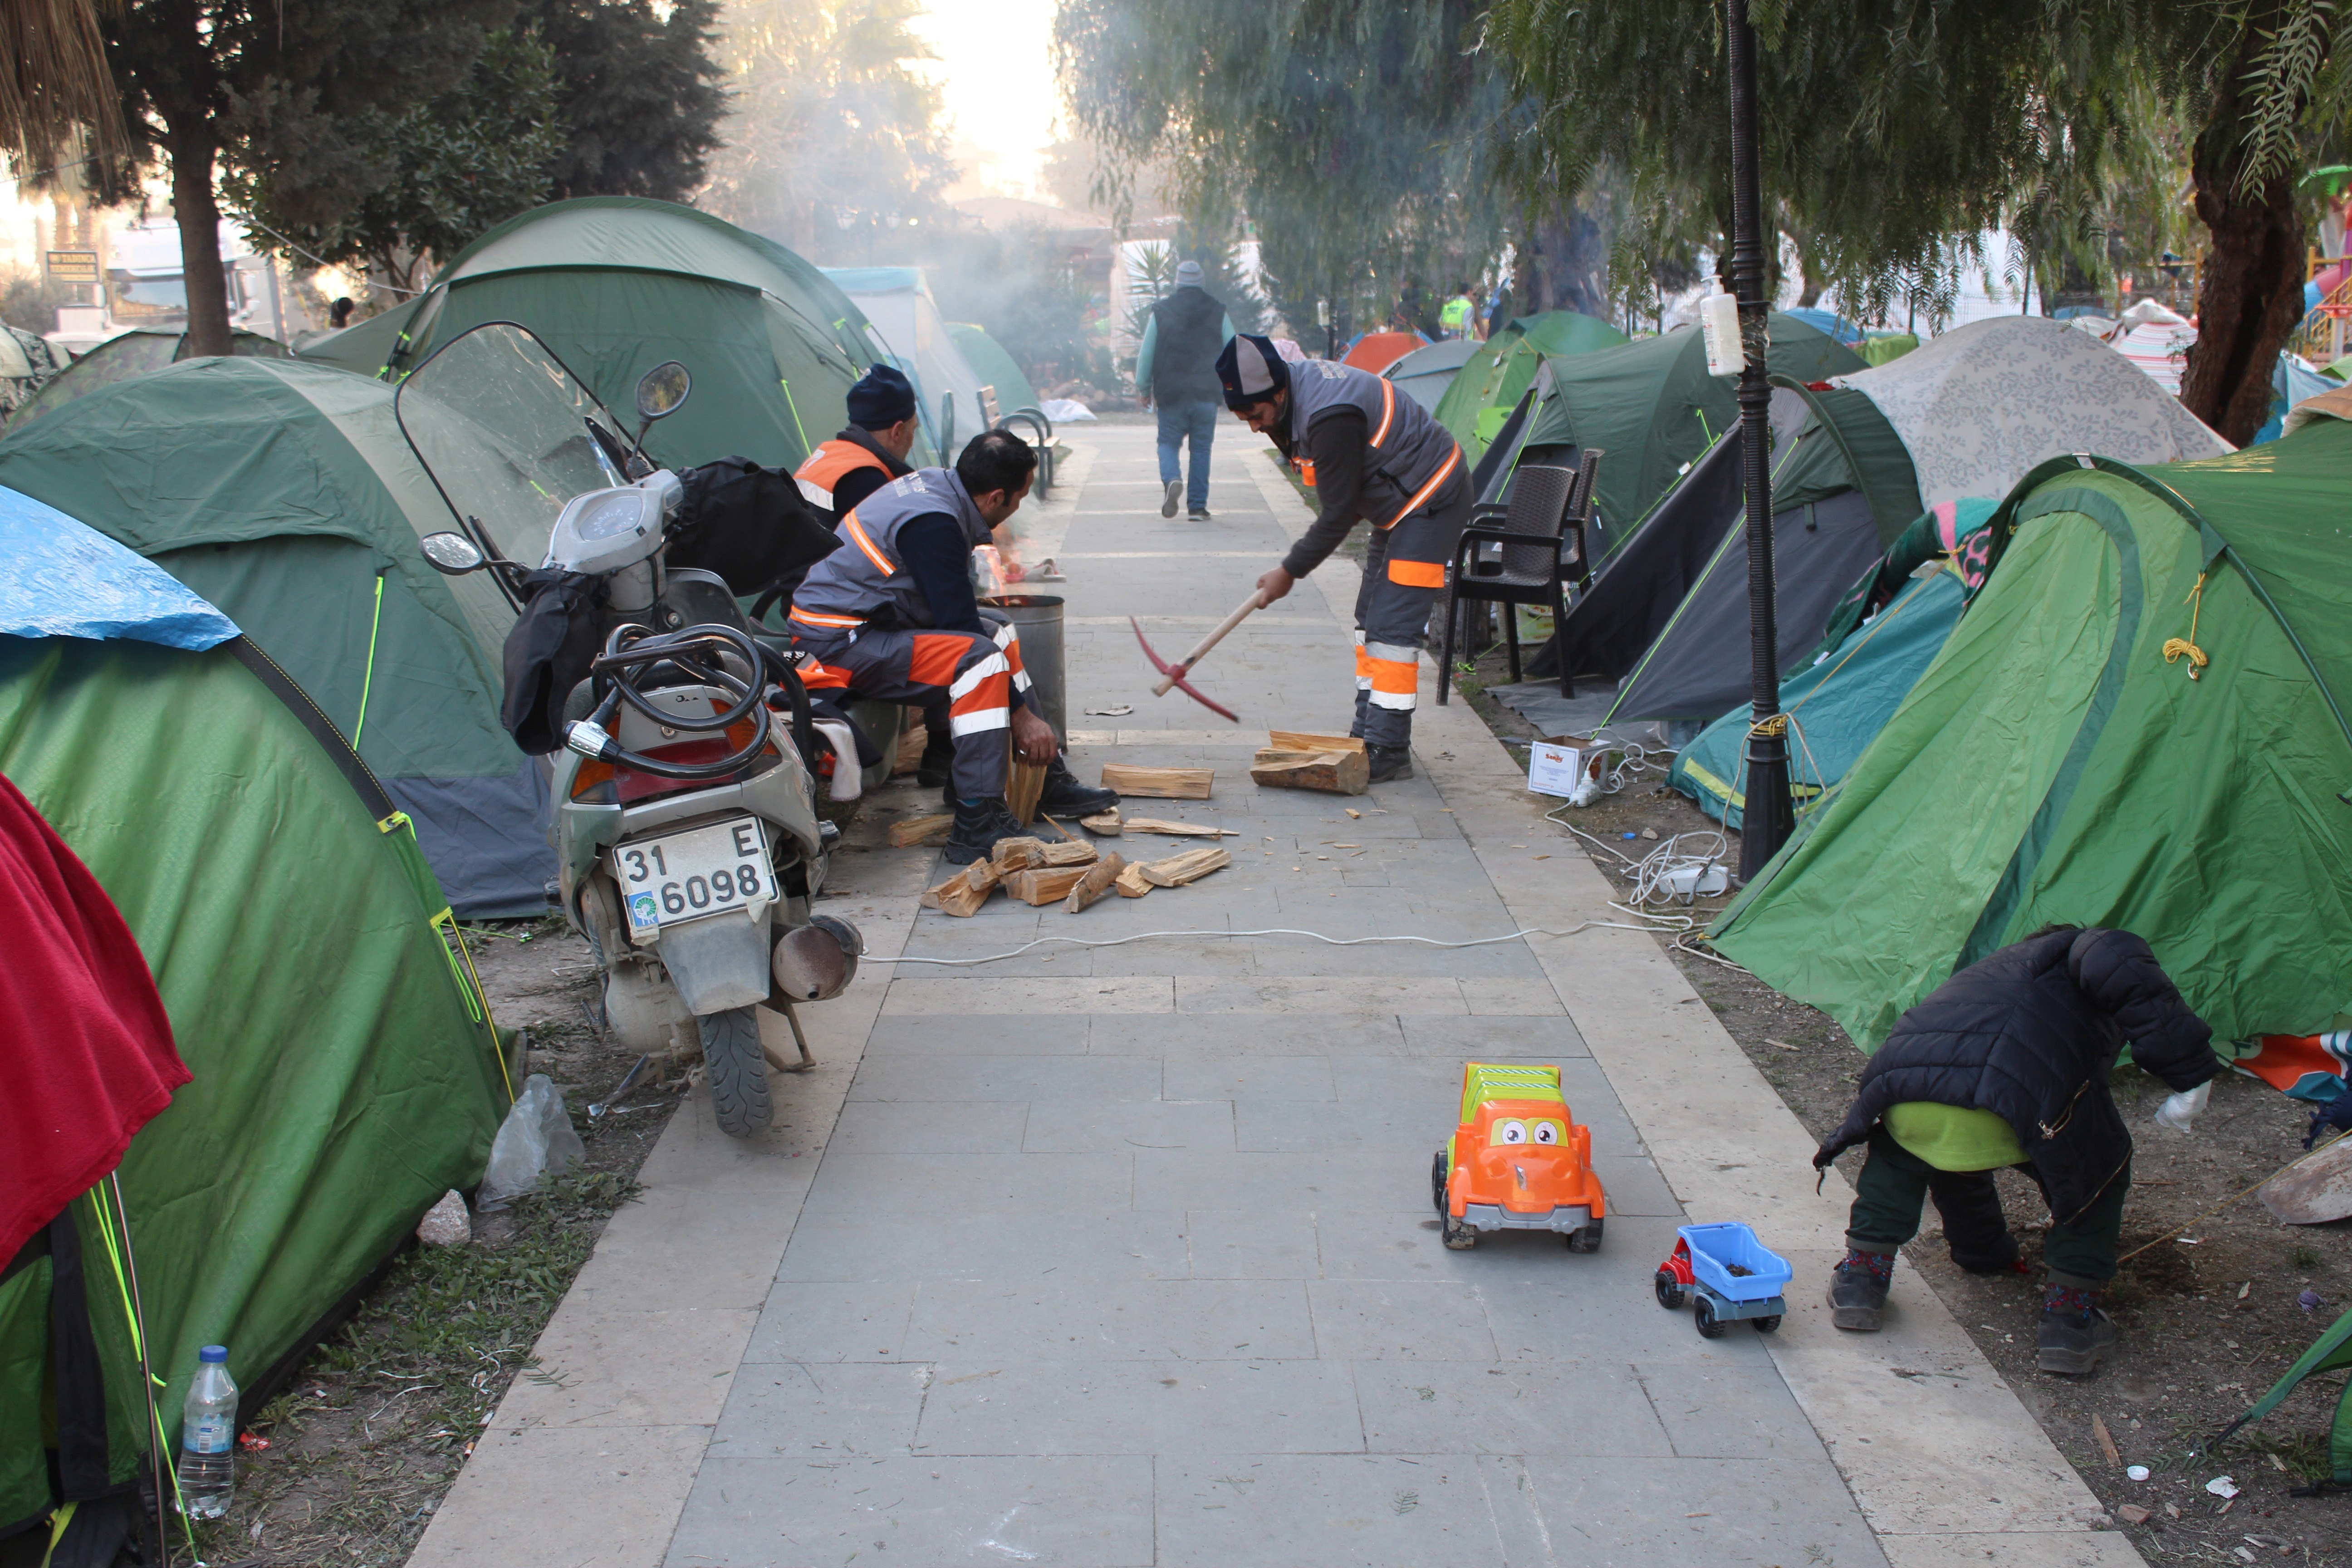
847;363;918;429
1215;334;1289;410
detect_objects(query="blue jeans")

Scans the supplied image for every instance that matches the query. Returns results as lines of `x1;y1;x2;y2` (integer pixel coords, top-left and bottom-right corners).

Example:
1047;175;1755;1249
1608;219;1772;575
1156;398;1218;511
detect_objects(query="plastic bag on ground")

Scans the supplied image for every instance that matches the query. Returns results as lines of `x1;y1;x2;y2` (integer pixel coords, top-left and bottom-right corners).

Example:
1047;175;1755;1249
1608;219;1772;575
475;1073;586;1210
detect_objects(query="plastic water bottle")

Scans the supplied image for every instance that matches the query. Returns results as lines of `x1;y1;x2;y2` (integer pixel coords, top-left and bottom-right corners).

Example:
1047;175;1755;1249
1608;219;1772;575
176;1345;237;1519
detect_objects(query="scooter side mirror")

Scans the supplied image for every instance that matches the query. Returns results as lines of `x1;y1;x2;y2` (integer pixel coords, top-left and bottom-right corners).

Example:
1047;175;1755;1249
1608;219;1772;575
420;531;487;574
635;361;691;424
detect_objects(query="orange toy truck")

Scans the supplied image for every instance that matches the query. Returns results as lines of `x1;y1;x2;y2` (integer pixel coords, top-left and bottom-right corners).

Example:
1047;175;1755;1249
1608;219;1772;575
1431;1063;1606;1252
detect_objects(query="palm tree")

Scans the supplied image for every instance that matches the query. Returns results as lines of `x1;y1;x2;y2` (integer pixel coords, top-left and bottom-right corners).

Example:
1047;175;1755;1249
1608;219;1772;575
0;0;126;175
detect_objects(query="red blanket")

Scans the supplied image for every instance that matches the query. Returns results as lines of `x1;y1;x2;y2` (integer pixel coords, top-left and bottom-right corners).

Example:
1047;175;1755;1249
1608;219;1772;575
0;773;187;1264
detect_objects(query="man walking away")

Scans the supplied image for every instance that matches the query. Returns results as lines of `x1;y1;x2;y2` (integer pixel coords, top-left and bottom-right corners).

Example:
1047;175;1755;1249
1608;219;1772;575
1136;260;1234;520
1439;284;1475;341
1218;334;1469;784
789;431;1118;864
1812;924;2220;1374
794;364;921;529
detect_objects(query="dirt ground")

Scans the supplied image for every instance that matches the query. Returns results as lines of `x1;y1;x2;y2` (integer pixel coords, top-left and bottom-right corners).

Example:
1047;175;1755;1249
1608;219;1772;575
172;921;679;1568
1456;642;2352;1560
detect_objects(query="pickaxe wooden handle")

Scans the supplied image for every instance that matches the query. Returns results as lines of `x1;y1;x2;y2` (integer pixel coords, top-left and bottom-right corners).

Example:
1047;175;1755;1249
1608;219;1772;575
1153;591;1265;696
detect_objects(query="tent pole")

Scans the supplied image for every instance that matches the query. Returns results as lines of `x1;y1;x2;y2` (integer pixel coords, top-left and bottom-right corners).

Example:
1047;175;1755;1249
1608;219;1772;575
1727;0;1794;877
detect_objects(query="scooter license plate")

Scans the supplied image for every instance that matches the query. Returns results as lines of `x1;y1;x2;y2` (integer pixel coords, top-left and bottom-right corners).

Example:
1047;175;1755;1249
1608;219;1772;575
613;818;771;936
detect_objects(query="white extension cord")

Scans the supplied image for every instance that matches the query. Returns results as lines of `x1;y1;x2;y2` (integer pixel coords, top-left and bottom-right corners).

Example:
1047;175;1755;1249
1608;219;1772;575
862;917;1690;969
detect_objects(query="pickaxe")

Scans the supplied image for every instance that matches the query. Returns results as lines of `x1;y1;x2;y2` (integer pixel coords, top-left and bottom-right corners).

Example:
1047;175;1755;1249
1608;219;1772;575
1129;590;1266;724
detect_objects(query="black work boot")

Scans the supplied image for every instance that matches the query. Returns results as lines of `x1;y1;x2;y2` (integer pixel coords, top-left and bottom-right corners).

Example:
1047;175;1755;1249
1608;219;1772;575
2036;1282;2117;1375
943;797;1026;865
1036;755;1119;816
915;727;954;789
1826;1248;1894;1331
1366;744;1413;783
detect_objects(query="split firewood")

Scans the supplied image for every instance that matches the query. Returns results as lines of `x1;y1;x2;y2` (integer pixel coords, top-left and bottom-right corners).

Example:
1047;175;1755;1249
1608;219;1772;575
921;865;996;917
1007;758;1048;824
1079;807;1122;836
1122;817;1238;838
893;718;929;775
965;858;1005;893
887;812;954;848
1251;746;1369;796
1039;840;1100;868
1063;852;1128;913
990;836;1048;869
1005;863;1094;906
1139;846;1231;887
1113;861;1155;898
1101;764;1213;799
1267;730;1365;754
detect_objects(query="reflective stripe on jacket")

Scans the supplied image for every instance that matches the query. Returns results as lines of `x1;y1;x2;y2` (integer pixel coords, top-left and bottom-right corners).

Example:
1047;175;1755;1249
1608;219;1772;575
794;438;892;512
1284;360;1461;527
790;468;992;632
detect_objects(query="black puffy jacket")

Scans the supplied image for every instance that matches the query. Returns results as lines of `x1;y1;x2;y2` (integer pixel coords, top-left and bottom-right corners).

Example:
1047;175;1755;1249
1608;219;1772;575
1815;927;2220;1223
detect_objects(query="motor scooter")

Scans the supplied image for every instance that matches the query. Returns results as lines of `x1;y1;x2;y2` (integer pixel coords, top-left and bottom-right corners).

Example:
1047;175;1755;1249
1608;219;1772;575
404;323;860;1137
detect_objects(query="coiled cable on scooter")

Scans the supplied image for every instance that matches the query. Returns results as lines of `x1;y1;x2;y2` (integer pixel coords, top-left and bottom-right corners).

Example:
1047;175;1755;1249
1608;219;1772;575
575;622;773;779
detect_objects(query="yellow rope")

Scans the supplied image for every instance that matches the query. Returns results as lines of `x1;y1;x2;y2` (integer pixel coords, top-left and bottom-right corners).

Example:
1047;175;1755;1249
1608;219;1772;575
1748;713;1789;739
2116;1127;2346;1264
2162;572;2210;680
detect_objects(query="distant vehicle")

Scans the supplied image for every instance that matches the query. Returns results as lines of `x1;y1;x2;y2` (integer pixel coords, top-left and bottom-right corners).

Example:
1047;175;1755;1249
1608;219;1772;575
48;219;296;357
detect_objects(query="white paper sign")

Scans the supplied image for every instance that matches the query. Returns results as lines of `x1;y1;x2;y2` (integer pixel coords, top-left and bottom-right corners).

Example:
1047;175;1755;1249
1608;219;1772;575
1526;740;1597;798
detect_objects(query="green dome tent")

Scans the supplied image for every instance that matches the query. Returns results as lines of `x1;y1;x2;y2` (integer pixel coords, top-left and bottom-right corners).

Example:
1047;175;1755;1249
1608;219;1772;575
1711;396;2352;1050
824;268;992;466
10;327;287;427
0;496;505;1543
298;198;882;471
947;321;1040;418
0;355;550;916
1385;337;1478;413
1431;311;1627;461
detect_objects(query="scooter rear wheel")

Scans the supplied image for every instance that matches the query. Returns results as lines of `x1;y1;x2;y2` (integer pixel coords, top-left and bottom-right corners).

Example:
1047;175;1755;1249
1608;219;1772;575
699;1005;773;1137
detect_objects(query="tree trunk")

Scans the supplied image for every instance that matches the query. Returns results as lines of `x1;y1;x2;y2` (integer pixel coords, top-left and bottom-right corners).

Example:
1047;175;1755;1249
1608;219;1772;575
170;117;233;357
2180;20;2310;446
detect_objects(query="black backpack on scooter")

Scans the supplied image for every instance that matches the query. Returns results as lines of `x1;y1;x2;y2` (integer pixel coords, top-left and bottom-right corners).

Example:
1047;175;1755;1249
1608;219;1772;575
669;456;841;601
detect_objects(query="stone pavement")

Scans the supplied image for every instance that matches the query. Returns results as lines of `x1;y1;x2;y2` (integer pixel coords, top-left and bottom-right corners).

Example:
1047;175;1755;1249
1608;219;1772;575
410;419;2140;1568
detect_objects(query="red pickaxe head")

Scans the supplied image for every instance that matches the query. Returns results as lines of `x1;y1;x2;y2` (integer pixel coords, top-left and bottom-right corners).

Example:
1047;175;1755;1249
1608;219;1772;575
1130;615;1240;722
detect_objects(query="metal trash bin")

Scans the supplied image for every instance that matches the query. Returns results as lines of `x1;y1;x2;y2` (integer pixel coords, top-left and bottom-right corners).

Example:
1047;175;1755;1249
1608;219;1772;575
982;593;1066;742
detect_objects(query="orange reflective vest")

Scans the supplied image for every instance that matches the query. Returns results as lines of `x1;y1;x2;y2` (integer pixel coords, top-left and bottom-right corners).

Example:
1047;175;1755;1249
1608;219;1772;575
794;439;892;513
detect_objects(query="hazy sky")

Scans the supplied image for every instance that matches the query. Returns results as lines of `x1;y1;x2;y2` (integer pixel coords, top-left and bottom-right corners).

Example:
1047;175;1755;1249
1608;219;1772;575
910;0;1061;196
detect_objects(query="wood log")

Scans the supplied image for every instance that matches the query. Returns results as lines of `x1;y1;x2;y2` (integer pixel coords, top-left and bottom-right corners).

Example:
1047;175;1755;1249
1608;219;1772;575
1113;862;1155;898
1250;747;1369;795
1267;730;1365;754
887;812;954;848
1122;817;1238;838
1101;764;1213;799
1007;758;1047;824
1078;808;1122;836
920;866;995;917
965;858;1005;893
1039;840;1100;868
1138;847;1231;887
893;717;930;775
1063;852;1128;913
1004;863;1094;906
990;836;1048;869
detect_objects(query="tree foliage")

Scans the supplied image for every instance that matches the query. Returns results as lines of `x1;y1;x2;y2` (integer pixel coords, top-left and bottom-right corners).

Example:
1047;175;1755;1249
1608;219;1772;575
701;0;955;255
0;0;127;175
1055;0;1510;318
522;0;725;202
226;28;562;294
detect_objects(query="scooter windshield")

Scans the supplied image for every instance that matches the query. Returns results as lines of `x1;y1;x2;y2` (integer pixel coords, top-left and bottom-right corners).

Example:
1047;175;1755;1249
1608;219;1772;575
394;322;628;574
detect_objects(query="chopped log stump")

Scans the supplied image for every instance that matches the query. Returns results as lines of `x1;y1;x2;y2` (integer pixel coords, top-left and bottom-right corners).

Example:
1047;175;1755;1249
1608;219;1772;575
887;812;954;848
1122;818;1237;838
894;718;930;775
1078;808;1122;836
990;836;1049;870
1007;759;1047;824
1138;846;1231;887
1038;840;1100;868
921;865;996;917
1251;746;1369;795
1267;730;1365;754
1063;852;1128;912
1102;764;1213;799
1005;863;1095;905
1113;862;1155;898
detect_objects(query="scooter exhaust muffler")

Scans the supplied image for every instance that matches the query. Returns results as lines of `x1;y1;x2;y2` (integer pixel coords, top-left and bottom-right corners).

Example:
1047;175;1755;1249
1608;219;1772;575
772;915;863;1002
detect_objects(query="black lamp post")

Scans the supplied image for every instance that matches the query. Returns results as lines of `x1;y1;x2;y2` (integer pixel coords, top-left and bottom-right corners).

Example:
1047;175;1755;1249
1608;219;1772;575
1727;0;1793;877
